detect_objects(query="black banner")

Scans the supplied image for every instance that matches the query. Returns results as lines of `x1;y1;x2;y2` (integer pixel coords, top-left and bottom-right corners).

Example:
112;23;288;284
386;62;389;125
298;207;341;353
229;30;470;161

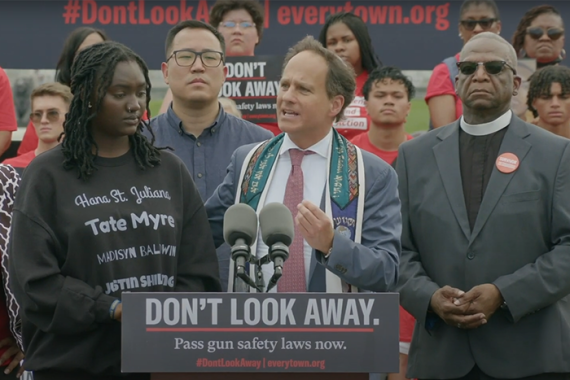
1;1;566;70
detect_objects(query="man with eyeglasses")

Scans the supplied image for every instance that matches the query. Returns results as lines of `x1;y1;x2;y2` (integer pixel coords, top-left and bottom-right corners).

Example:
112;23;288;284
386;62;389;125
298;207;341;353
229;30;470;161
396;32;570;380
3;82;71;174
158;1;283;136
148;20;272;291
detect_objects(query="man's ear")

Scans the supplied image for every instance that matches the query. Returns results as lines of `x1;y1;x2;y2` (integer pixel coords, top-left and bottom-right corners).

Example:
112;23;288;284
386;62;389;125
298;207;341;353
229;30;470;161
330;95;345;119
161;61;170;85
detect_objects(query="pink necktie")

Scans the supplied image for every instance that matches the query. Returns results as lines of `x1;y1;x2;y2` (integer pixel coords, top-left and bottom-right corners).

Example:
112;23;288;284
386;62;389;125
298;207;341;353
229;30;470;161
278;149;312;292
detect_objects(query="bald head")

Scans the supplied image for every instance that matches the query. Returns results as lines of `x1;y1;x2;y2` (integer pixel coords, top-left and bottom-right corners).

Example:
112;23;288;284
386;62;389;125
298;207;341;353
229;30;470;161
455;31;522;123
461;32;518;67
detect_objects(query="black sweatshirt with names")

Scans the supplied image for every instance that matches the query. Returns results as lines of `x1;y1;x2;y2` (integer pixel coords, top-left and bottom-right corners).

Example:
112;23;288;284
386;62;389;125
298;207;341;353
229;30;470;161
8;146;222;375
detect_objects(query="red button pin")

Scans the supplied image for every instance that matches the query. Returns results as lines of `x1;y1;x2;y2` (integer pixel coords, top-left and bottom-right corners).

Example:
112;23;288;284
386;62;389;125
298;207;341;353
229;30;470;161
496;153;519;174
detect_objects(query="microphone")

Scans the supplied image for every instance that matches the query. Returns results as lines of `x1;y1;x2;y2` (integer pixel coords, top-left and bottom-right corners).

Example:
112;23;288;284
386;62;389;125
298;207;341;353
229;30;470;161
223;204;261;291
259;203;294;292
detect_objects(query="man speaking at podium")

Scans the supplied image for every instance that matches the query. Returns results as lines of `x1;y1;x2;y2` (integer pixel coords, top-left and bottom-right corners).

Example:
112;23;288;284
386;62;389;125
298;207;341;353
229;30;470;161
205;36;401;294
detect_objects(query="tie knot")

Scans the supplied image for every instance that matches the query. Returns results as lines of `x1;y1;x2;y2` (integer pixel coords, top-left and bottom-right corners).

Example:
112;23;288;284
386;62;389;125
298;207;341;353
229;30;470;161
289;148;313;167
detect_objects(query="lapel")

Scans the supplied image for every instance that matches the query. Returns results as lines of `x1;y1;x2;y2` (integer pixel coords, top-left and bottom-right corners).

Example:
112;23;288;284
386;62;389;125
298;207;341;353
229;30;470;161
468;117;532;246
433;122;471;241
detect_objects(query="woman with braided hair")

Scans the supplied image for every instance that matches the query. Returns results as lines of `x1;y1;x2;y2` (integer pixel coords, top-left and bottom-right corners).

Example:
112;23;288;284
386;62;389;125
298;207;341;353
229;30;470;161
512;5;566;68
8;41;221;380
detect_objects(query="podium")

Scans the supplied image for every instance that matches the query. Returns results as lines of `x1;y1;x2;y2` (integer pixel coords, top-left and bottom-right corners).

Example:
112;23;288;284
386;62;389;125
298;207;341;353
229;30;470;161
122;293;399;379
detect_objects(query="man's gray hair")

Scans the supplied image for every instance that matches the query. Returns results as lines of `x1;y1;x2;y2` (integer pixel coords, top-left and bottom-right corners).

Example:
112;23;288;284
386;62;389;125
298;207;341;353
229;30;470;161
461;32;518;68
282;35;355;122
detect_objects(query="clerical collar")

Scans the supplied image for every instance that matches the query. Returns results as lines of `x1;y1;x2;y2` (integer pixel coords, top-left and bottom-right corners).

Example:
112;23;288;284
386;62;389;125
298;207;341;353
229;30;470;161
460;110;512;136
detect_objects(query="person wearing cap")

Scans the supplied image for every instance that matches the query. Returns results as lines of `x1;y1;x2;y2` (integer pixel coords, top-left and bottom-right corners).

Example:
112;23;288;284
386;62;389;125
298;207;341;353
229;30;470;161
396;32;570;379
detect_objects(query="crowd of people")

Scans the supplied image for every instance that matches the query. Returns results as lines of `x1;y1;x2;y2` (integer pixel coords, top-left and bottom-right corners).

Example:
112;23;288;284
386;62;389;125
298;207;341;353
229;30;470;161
0;0;569;379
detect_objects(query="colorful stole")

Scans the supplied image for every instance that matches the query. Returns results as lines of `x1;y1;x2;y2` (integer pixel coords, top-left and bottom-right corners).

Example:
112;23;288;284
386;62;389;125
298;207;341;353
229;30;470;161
228;130;365;293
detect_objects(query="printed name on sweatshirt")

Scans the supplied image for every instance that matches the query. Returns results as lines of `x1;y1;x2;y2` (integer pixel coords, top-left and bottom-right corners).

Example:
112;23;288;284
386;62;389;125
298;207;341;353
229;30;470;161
85;211;175;236
75;185;171;208
104;272;175;294
97;244;177;265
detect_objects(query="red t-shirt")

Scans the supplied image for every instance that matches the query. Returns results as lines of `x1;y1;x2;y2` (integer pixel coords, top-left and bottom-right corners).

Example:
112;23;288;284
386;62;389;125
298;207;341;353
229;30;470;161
257;122;281;136
350;132;415;343
334;71;371;140
351;132;412;165
18;109;150;156
0;68;17;133
425;53;462;120
3;151;35;168
16;120;37;156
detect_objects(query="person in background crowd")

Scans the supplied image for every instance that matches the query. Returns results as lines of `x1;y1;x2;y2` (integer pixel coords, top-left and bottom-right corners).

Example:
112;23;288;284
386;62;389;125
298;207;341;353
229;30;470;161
318;12;382;140
426;0;501;129
219;97;243;118
209;0;280;135
510;5;565;124
158;1;282;135
0;68;18;157
512;5;565;68
9;41;221;380
397;32;570;380
149;20;272;291
206;35;401;295
527;65;570;138
17;27;107;157
3;83;71;173
0;165;24;379
210;0;263;57
352;67;413;167
351;66;414;380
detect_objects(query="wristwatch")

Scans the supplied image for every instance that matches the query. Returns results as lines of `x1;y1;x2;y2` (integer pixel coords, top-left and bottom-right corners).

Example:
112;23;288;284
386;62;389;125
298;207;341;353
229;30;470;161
323;246;333;259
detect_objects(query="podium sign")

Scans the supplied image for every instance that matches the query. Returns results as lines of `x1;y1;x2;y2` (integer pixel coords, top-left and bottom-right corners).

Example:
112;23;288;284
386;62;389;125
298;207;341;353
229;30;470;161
122;293;399;374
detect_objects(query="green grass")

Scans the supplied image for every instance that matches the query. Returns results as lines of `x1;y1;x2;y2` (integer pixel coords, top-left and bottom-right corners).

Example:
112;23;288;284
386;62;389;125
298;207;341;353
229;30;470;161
148;98;430;134
149;100;162;117
407;99;430;134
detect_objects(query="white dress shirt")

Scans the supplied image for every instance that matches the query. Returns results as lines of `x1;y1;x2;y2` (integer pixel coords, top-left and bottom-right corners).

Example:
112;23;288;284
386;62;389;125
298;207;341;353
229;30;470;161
255;130;333;291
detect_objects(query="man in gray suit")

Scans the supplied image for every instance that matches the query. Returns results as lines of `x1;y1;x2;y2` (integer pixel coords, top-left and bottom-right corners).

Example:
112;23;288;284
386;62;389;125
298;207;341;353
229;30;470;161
397;32;570;379
205;36;401;294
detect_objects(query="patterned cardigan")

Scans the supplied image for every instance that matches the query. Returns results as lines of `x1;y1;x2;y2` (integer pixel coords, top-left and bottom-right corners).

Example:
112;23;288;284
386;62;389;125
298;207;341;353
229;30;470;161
0;164;21;350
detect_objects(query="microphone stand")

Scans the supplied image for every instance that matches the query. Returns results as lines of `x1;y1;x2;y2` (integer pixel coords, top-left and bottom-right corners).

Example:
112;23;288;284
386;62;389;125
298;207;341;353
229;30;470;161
265;242;289;293
231;241;289;293
254;255;271;293
231;239;262;292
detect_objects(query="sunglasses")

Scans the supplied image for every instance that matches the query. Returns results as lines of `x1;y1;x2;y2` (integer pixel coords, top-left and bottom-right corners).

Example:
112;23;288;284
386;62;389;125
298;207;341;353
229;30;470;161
459;18;497;31
457;61;517;76
526;27;564;41
30;110;61;123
